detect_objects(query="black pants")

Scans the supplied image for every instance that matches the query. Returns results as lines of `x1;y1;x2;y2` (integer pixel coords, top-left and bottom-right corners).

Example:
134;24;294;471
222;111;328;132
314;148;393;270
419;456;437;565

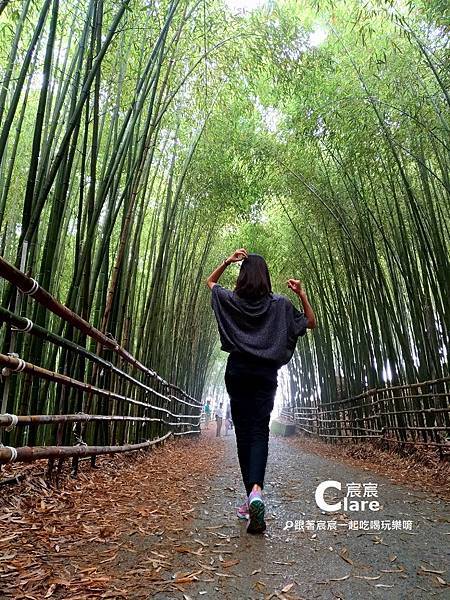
225;352;278;497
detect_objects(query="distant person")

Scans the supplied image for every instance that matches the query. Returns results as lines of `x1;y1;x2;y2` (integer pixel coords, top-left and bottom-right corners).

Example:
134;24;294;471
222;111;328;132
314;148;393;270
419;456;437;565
225;403;233;435
204;400;211;429
206;249;316;534
215;401;224;437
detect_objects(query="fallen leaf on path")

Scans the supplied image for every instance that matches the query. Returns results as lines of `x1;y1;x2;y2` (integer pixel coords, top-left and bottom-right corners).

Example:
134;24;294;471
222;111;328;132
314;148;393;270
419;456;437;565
44;584;57;598
172;570;203;584
329;574;350;581
99;553;118;564
198;563;216;571
372;535;388;546
222;559;240;568
0;553;16;561
101;590;128;598
194;539;208;547
0;532;20;542
380;568;404;573
420;565;445;575
174;546;204;556
338;547;353;565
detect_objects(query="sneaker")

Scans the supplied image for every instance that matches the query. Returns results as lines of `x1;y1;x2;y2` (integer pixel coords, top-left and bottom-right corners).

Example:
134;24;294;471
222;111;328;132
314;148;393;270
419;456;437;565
236;500;249;520
246;490;266;534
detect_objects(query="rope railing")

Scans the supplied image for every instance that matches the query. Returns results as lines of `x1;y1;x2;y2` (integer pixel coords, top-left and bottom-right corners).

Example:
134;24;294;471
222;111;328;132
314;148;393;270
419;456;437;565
282;376;450;456
0;256;200;404
0;256;201;469
0;433;174;464
0;306;199;408
0;353;200;419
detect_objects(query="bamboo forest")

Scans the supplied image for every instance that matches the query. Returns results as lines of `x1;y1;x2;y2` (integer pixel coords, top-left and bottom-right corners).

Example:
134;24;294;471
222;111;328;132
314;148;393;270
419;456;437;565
0;0;449;597
0;0;450;462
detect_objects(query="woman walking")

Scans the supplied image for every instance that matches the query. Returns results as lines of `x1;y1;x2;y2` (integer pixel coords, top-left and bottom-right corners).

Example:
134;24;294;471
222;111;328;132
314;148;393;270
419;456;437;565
206;249;316;534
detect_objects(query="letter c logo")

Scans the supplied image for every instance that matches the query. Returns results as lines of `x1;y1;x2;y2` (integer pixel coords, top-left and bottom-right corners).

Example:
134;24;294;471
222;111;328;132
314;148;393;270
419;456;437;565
315;480;342;512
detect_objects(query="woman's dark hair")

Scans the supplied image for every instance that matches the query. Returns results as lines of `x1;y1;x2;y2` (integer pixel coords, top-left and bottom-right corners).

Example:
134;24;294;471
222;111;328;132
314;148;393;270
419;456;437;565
234;253;272;300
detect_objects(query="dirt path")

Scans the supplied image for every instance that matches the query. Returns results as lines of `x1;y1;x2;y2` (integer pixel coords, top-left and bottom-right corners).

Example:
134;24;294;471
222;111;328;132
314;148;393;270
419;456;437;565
1;429;449;599
168;431;450;599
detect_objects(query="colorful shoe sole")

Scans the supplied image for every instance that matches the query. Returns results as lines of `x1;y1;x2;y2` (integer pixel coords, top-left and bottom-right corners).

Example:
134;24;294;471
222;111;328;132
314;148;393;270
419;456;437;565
247;499;266;534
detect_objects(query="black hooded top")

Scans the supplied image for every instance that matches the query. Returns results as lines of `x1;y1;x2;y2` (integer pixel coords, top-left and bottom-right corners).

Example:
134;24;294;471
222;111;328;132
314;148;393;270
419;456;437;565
210;284;308;367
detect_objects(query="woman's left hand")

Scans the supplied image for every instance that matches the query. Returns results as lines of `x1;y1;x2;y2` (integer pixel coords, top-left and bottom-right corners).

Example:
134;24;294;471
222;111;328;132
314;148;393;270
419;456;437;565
287;279;305;296
227;248;248;263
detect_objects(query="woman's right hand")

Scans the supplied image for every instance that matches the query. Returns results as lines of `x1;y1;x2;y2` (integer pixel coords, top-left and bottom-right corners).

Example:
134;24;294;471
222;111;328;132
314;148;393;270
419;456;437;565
227;248;248;263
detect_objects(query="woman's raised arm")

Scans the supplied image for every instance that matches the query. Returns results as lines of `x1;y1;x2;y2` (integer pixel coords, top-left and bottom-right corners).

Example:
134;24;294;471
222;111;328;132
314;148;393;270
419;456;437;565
287;279;317;329
206;248;248;290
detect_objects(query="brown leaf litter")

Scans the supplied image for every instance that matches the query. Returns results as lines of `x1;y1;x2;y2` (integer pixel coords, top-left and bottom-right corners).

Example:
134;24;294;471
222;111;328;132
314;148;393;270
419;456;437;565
0;433;224;599
287;435;450;500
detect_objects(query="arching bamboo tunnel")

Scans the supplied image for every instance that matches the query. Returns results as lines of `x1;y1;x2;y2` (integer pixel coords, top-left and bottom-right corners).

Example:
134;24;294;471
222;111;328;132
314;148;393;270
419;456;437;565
0;0;449;478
